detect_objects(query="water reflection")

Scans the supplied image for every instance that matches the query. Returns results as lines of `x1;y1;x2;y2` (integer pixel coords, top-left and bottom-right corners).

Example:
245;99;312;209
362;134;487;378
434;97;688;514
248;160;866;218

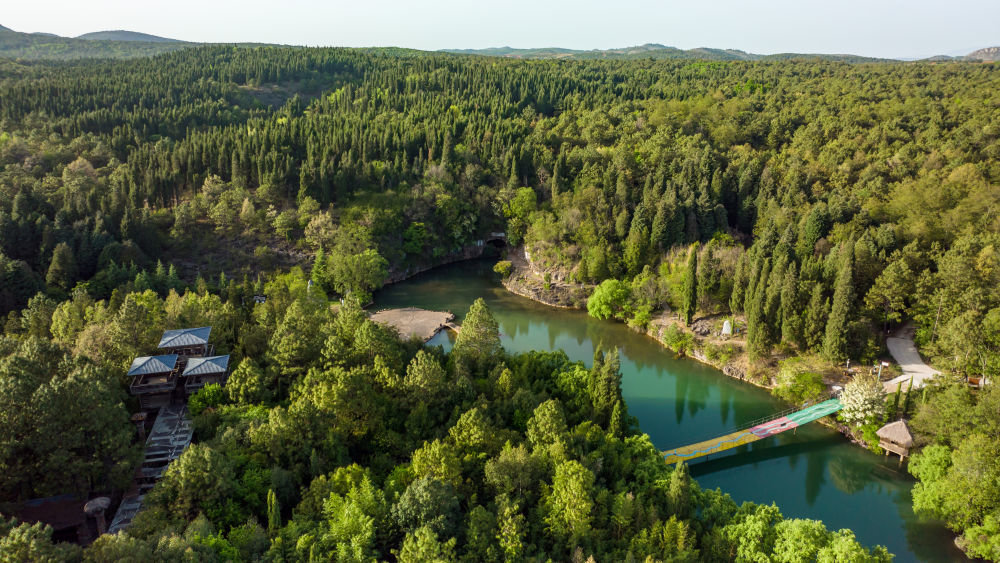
374;259;964;562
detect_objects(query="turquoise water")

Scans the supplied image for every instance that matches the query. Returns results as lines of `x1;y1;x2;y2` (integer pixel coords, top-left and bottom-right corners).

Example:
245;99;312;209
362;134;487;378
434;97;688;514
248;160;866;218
374;259;963;562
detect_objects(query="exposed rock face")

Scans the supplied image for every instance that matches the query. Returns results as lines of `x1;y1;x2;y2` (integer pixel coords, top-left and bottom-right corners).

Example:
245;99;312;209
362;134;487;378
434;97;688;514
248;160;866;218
385;244;486;284
723;364;747;380
968;47;1000;61
500;246;592;309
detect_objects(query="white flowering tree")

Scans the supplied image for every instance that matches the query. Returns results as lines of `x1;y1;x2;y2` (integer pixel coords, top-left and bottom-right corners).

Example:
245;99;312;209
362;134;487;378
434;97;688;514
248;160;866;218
839;373;886;427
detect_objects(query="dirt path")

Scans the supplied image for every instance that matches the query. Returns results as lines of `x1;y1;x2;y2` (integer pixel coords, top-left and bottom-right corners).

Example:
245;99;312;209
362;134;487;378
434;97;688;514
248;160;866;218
883;322;940;392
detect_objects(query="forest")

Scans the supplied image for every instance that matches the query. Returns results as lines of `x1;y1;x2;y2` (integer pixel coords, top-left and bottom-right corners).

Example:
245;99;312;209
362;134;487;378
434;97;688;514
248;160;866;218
0;45;998;558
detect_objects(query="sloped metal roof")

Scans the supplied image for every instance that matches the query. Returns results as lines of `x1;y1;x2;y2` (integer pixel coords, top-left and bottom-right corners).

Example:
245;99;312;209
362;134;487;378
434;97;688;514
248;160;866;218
182;355;230;376
127;355;178;377
158;327;211;349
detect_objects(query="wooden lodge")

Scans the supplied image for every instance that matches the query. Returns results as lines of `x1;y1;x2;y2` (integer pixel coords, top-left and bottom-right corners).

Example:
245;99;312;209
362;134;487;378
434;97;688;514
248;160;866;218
877;419;914;464
182;355;230;394
127;354;179;410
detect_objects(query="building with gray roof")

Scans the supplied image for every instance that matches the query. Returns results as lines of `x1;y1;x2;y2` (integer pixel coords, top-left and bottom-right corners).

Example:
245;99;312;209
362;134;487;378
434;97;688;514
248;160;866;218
182;355;230;393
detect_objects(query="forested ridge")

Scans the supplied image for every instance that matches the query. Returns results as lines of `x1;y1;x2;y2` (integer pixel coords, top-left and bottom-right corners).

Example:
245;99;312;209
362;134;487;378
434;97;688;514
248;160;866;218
0;45;998;559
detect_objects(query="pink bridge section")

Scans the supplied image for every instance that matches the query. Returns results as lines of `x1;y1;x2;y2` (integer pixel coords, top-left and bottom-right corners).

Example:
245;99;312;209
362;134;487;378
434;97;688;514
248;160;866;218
749;416;799;438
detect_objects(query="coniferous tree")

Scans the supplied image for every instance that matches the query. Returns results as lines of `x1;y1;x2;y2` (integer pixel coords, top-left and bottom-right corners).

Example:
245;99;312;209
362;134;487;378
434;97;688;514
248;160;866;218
780;261;803;347
823;244;855;364
804;283;829;351
451;298;502;375
746;259;772;360
729;252;748;314
45;242;77;290
267;489;280;536
683;243;699;325
311;247;328;292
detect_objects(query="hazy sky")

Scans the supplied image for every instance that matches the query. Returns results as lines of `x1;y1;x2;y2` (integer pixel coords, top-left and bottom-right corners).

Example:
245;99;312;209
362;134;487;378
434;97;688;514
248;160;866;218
4;0;997;59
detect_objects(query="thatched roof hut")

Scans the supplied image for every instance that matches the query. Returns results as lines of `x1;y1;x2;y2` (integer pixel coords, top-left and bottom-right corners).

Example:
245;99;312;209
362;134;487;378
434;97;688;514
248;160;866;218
877;420;914;447
877;419;914;461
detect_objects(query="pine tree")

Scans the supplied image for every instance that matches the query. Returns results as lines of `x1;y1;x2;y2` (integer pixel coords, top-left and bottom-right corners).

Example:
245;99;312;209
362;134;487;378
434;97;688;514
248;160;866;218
451;298;502;376
311;247;328;291
683;243;699;325
45;242;77;290
167;264;181;291
667;462;692;518
823;244;855;363
153;260;167;292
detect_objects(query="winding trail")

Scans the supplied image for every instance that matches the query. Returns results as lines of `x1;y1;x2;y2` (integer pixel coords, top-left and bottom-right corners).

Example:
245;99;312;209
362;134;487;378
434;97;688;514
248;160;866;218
883;322;939;392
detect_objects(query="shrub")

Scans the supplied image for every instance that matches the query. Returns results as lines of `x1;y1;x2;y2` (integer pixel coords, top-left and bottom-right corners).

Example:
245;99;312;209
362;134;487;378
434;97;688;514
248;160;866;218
189;383;227;416
661;324;694;355
493;261;513;278
773;359;827;405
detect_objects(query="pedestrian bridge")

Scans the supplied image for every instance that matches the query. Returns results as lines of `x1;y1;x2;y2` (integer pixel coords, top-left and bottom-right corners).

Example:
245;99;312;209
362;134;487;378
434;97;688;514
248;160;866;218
662;398;843;464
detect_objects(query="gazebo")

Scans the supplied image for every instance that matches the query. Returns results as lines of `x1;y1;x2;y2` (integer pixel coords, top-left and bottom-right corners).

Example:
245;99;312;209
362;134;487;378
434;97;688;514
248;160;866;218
157;327;212;359
877;419;914;464
127;355;179;403
182;355;230;394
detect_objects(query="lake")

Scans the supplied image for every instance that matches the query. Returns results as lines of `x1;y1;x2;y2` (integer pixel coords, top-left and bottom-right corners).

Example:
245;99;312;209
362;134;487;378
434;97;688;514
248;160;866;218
374;259;962;562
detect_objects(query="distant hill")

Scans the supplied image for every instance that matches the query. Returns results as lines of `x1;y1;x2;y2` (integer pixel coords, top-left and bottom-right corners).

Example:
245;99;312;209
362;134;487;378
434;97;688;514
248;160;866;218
0;24;192;60
442;44;895;62
76;30;181;43
967;47;1000;61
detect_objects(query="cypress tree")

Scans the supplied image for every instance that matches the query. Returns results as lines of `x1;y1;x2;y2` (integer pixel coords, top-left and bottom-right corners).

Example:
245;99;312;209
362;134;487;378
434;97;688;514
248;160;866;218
780;262;803;347
609;400;626;439
267;489;280;535
746;258;772;360
742;251;763;314
901;376;914;417
683;243;699;325
804;283;829;351
729;251;748;313
890;382;902;420
823;244;855;363
764;256;786;341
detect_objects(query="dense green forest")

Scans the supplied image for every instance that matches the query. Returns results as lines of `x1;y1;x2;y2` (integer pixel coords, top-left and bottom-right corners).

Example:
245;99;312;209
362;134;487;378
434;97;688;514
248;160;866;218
0;45;998;558
0;276;893;560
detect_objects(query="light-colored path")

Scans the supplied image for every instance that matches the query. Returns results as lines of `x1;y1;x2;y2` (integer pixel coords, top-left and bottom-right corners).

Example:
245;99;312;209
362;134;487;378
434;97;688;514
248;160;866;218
370;308;455;342
883;323;940;392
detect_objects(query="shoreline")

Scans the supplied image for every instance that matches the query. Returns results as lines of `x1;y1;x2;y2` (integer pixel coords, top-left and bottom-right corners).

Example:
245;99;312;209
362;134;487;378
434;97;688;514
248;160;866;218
497;257;853;436
381;252;851;439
